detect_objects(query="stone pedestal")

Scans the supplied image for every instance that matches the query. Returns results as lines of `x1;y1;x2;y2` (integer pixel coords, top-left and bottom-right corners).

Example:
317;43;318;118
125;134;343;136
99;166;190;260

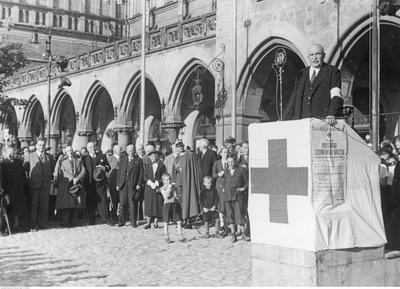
252;243;400;286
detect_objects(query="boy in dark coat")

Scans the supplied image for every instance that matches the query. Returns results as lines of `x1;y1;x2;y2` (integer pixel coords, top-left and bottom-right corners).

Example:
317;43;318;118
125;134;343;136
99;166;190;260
200;175;220;238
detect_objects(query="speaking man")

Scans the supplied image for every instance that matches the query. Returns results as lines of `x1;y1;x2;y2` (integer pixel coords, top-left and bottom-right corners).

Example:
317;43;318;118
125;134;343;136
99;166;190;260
283;43;343;124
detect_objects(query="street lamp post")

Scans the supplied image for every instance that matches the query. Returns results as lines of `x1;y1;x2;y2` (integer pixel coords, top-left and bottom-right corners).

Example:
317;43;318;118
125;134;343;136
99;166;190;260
140;0;149;145
45;30;52;149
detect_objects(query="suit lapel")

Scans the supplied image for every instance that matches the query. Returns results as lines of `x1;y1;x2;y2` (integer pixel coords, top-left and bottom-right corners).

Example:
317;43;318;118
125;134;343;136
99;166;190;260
309;64;328;96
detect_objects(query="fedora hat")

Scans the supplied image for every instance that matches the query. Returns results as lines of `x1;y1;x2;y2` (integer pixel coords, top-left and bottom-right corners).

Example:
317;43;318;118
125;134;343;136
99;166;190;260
93;167;106;182
147;149;161;157
175;140;184;148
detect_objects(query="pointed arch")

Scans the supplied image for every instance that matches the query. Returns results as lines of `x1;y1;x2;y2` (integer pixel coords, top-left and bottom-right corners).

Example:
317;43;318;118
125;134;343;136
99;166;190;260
22;95;45;138
168;58;217;113
237;37;306;108
81;80;112;119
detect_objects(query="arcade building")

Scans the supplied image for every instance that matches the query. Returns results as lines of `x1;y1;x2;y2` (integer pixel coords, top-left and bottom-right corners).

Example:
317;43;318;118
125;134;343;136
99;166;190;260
1;0;399;153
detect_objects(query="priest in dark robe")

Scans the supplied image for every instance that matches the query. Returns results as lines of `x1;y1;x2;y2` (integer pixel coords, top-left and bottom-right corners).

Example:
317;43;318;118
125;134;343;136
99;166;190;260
174;140;201;222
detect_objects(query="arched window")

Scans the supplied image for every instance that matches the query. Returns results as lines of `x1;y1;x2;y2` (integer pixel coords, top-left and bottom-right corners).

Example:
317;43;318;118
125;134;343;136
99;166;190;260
84;19;89;32
53;15;57;27
68;16;72;29
90;21;94;33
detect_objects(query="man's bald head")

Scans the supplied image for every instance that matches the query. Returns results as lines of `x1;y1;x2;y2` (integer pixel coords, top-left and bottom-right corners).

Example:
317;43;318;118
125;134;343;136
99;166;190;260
307;43;325;68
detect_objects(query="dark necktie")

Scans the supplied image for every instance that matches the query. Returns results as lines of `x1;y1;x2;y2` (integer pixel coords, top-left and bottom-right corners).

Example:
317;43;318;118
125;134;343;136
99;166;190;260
310;69;316;84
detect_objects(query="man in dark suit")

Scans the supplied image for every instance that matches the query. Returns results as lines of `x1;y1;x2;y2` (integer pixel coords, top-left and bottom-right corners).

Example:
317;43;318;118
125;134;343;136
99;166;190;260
24;139;54;231
197;137;218;183
284;43;343;124
82;142;110;225
116;144;143;227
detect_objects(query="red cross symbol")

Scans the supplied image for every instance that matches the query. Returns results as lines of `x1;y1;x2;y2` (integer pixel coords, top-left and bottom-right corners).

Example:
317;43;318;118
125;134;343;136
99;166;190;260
251;139;308;224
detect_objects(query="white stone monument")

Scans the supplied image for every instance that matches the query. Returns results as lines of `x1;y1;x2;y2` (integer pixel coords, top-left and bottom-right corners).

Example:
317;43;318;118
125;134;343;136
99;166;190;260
248;118;400;286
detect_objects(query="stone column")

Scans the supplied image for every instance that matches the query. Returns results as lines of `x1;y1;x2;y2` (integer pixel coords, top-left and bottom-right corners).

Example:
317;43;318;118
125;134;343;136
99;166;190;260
48;134;60;156
161;121;185;145
75;130;93;150
18;136;33;149
116;127;132;150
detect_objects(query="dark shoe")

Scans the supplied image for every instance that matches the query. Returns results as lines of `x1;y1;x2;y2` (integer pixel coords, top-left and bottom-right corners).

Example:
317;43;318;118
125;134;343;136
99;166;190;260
204;233;210;238
179;237;187;243
165;238;172;243
231;234;237;243
117;222;125;227
144;224;151;229
131;222;137;228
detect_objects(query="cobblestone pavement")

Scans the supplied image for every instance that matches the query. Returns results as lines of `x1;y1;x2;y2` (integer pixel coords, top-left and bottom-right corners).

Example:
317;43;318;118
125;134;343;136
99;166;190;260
0;222;251;286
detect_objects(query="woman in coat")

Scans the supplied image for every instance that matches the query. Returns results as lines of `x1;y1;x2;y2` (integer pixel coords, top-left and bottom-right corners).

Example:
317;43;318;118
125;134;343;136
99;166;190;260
54;146;86;227
143;150;165;229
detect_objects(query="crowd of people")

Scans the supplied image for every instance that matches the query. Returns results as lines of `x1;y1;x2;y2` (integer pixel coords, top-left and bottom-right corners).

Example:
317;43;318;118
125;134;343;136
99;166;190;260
378;135;400;250
0;136;250;243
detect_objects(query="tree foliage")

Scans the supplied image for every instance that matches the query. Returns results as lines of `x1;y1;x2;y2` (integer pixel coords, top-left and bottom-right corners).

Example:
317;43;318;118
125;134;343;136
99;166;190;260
0;43;27;123
0;42;26;91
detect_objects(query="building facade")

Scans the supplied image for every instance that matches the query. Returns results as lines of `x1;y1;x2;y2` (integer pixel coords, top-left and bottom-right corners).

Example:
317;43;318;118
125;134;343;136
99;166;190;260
2;0;400;153
0;0;125;69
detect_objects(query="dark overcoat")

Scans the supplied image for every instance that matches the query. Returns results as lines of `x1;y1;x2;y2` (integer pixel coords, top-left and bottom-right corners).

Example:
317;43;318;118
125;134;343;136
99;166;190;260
117;156;143;199
143;161;165;218
197;149;218;182
0;159;29;217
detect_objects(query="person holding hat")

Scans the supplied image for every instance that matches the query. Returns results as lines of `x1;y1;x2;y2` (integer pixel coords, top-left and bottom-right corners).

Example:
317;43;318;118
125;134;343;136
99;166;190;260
143;148;165;229
82;142;110;225
54;146;86;228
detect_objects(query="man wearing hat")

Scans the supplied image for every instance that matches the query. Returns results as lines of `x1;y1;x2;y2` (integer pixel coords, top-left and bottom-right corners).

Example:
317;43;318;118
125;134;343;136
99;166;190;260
82;142;110;225
116;144;143;227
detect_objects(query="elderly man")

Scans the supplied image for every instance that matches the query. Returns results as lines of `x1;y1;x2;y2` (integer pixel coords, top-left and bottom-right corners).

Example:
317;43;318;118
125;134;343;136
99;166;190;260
197;137;218;184
24;139;54;231
116;144;143;227
82;142;110;225
284;43;343;124
107;145;122;225
54;146;86;228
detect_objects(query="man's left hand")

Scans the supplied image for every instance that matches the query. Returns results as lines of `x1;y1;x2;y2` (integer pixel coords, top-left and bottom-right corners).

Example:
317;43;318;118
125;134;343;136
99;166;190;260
326;115;336;126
